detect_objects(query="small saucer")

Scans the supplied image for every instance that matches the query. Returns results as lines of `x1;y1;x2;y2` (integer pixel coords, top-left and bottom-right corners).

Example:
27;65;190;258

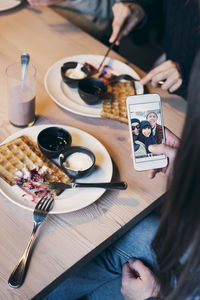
78;77;107;105
59;146;96;179
61;61;90;88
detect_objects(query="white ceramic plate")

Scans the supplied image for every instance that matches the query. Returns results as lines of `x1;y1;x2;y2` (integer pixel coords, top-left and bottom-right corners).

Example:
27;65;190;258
44;54;144;118
0;0;21;11
0;125;113;214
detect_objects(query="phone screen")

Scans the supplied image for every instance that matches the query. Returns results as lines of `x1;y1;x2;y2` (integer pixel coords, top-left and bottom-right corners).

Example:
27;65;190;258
129;101;166;164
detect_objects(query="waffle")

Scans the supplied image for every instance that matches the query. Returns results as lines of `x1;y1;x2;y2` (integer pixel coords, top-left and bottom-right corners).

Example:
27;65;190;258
0;135;71;196
101;81;136;124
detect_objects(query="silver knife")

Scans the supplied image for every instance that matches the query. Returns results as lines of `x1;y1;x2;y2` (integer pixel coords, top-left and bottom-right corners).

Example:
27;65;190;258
44;181;127;190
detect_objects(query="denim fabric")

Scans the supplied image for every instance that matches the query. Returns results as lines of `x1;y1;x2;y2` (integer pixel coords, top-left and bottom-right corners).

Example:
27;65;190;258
45;213;160;300
87;277;123;300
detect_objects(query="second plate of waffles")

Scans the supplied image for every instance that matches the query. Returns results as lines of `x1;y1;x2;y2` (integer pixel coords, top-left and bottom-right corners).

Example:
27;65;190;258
44;55;144;119
0;125;112;214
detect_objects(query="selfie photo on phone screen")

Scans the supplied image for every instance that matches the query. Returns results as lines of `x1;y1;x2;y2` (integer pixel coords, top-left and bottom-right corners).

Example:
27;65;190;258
127;94;167;171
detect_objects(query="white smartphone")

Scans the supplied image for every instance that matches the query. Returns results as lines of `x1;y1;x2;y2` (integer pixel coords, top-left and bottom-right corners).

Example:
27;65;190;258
126;93;167;171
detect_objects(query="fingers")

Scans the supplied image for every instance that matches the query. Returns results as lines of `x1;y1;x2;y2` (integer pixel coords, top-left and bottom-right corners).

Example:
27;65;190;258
110;18;125;45
148;143;173;157
109;26;122;45
128;258;151;279
161;69;182;91
159;70;180;89
121;16;139;36
122;258;147;281
147;128;179;179
148;169;160;179
122;261;134;280
140;60;182;92
110;3;144;45
148;143;177;178
164;127;180;148
140;62;169;85
112;17;138;44
169;78;182;92
110;3;131;44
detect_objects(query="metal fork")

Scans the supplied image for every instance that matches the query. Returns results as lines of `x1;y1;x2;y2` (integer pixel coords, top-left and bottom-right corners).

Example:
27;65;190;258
8;194;54;289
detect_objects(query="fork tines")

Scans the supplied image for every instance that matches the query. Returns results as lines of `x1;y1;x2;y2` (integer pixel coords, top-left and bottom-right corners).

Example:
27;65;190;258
35;194;54;212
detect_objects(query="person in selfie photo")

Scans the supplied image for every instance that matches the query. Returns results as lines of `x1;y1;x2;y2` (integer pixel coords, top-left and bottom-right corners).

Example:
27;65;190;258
131;118;141;140
138;120;156;153
146;112;163;144
131;118;147;157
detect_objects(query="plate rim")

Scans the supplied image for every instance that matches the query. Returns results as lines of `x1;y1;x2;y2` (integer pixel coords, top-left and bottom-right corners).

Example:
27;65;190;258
0;0;22;12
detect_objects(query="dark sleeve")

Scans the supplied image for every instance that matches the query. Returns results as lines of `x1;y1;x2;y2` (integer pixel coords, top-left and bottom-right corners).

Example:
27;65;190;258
163;0;200;99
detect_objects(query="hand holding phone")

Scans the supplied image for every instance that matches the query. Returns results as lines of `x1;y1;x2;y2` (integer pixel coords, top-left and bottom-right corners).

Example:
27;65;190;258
127;93;167;171
148;128;180;178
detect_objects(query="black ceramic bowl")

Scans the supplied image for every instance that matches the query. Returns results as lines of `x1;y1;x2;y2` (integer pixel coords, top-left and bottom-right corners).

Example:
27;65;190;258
59;146;96;179
61;61;90;88
78;78;107;105
37;127;72;159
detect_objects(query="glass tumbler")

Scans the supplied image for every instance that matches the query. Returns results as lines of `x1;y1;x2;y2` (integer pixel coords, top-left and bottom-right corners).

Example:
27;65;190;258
5;62;37;127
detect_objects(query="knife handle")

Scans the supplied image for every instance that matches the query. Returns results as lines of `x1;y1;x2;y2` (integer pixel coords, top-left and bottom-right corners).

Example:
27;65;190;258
74;181;127;190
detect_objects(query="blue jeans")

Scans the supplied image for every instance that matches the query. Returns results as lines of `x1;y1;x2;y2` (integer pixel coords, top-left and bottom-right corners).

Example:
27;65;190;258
46;213;160;300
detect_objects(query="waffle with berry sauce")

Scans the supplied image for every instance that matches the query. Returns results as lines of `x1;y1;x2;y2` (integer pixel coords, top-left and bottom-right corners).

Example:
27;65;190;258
0;135;71;197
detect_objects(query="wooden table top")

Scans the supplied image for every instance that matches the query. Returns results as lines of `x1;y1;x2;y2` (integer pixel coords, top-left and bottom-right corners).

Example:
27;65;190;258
0;4;187;299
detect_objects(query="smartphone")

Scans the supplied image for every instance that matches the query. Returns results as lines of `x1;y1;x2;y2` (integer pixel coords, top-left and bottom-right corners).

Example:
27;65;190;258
126;93;167;171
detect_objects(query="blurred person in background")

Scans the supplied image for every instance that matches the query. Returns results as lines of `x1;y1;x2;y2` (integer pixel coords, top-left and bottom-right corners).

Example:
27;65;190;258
26;0;144;43
110;0;200;98
26;0;157;69
28;0;200;98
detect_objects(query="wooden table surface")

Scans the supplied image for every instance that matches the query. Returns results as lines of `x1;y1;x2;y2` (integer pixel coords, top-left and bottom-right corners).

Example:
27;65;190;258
0;4;187;300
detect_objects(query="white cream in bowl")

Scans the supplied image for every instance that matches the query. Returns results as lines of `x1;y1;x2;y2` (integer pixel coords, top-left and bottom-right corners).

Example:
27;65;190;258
63;152;93;171
65;64;87;80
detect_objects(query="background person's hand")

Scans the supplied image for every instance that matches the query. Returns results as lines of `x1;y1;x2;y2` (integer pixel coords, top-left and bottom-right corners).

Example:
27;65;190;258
121;258;160;300
27;0;64;6
109;3;145;45
140;60;183;93
148;128;180;179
